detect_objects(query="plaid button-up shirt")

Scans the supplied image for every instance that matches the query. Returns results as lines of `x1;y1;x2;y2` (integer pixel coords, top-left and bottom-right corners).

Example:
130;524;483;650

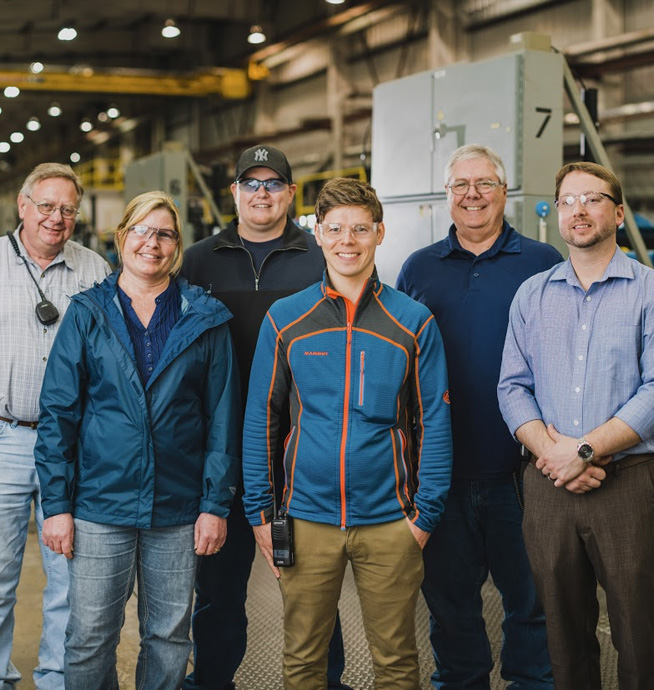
0;226;110;421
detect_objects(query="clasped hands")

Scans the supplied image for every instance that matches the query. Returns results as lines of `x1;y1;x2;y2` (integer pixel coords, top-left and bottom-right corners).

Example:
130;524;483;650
535;424;611;494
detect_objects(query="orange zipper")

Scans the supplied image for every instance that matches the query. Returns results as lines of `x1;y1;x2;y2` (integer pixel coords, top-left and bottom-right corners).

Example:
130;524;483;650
338;300;355;529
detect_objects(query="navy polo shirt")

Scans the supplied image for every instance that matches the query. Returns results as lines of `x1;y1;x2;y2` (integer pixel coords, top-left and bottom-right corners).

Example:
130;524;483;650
396;221;562;480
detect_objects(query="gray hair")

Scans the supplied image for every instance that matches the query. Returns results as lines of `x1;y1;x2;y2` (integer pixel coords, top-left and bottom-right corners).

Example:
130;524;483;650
20;163;84;204
444;144;507;186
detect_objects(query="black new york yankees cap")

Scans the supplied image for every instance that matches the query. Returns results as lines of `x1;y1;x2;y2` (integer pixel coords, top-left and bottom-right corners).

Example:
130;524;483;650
234;145;293;183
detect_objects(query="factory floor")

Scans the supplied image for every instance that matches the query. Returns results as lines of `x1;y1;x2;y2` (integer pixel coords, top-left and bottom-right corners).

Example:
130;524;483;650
14;519;618;690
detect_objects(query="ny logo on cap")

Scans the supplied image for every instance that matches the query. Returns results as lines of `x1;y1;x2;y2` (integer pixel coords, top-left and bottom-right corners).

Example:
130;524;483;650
254;148;269;162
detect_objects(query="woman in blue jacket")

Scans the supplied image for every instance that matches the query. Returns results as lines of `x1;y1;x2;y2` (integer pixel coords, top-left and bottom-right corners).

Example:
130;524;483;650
34;191;241;690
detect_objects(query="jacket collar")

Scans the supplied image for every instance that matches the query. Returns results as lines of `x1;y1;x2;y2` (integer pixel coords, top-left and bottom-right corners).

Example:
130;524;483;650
439;219;521;259
212;217;310;252
88;270;232;322
321;267;382;307
77;271;233;391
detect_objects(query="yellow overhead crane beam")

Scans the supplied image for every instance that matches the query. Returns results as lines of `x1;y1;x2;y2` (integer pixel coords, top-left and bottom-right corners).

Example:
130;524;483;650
0;68;253;99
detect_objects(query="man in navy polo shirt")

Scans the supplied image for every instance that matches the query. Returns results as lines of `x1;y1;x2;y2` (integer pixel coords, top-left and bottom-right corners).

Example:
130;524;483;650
397;144;561;690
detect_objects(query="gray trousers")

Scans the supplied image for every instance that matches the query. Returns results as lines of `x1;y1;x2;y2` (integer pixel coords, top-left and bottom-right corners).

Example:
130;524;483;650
522;457;654;690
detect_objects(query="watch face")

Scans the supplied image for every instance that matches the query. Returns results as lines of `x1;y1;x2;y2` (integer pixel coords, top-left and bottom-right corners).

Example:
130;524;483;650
578;443;593;461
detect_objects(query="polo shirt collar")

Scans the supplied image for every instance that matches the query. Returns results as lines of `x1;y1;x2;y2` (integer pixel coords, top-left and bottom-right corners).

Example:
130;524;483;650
550;244;634;286
439;219;521;259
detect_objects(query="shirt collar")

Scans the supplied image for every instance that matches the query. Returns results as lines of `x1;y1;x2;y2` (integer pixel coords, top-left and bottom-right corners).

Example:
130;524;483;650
550;245;634;286
439;219;521;259
14;223;74;271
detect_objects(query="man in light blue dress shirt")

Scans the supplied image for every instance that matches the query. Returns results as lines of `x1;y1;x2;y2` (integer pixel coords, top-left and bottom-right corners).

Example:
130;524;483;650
498;161;654;690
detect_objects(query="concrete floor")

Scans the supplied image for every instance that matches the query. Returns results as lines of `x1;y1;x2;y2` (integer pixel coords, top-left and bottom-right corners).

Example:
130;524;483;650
13;520;618;690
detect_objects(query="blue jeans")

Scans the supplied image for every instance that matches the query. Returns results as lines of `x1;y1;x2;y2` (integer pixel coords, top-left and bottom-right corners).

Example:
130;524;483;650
65;519;197;690
0;421;68;690
183;492;350;690
422;475;553;690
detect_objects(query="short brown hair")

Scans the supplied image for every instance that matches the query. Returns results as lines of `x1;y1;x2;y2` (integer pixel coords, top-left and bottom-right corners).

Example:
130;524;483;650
20;163;83;204
114;191;184;276
555;162;623;205
315;178;383;223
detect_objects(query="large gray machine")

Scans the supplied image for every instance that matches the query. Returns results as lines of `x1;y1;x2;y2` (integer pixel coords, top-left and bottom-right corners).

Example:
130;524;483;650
124;144;223;248
371;46;564;284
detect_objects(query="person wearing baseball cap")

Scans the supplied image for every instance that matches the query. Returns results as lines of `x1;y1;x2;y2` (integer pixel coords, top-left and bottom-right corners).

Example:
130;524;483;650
234;144;293;185
181;146;351;690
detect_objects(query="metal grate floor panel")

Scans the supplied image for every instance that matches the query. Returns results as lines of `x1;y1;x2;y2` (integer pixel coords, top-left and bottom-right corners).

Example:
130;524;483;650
232;552;619;689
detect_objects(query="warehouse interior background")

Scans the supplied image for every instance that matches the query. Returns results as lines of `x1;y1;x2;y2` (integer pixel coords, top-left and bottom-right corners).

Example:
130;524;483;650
4;2;649;688
0;0;652;259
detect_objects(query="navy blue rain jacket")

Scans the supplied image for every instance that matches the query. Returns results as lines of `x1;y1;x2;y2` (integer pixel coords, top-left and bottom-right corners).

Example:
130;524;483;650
35;272;241;529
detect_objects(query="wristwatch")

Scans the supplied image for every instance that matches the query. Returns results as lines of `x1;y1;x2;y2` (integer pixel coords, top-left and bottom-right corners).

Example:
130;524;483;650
576;437;594;463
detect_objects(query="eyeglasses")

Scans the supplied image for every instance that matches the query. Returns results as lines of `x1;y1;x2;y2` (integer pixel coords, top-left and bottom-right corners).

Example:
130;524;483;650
127;225;179;244
27;195;78;219
237;178;287;194
555;192;619;209
318;222;378;239
446;181;503;195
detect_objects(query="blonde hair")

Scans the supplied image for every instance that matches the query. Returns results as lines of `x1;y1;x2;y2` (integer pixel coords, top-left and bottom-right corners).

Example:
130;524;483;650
114;191;184;276
20;163;83;204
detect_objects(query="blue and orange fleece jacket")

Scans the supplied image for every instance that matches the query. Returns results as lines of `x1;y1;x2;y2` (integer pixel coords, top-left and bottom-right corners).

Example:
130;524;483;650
243;271;453;533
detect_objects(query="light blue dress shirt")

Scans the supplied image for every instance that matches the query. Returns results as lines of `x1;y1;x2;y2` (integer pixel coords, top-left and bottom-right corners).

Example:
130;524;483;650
498;246;654;458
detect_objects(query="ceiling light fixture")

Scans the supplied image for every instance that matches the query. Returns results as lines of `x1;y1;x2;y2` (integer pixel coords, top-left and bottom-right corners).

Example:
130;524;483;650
4;86;20;98
58;26;77;41
26;117;41;131
162;18;181;38
29;61;45;74
248;25;266;44
48;102;62;117
80;118;93;133
10;132;24;143
70;152;81;163
326;0;346;4
106;105;120;119
0;142;9;153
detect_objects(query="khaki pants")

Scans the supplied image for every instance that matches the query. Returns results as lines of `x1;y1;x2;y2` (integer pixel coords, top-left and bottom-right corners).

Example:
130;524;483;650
279;517;424;690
